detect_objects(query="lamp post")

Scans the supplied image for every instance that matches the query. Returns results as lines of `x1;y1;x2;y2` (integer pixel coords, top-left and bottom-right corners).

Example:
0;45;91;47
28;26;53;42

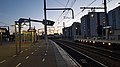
10;23;19;54
15;21;18;54
33;26;36;45
18;21;22;53
0;32;2;45
0;29;6;45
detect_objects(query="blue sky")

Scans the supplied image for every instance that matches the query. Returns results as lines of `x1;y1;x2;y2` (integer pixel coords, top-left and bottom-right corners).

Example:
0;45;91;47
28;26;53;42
0;0;119;33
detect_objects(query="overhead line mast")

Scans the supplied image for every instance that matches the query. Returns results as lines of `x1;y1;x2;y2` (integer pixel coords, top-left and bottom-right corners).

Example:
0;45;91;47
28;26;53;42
80;7;104;12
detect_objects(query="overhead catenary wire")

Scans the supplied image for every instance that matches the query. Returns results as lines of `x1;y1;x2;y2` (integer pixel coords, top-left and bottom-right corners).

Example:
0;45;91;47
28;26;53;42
66;0;113;25
65;0;70;8
55;0;70;23
72;0;98;22
54;0;65;6
54;0;69;25
88;0;97;6
53;0;76;34
55;0;113;27
64;0;98;24
55;0;76;26
53;0;114;33
64;0;76;17
55;0;69;24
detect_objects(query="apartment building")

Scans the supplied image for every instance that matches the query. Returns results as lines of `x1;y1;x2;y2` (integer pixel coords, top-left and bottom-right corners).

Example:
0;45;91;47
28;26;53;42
62;22;81;39
108;6;120;40
81;12;105;38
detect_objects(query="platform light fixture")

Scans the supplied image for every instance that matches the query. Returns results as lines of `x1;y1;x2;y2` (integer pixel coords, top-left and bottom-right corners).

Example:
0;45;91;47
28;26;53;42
93;41;95;43
103;42;105;44
89;41;91;43
108;43;111;46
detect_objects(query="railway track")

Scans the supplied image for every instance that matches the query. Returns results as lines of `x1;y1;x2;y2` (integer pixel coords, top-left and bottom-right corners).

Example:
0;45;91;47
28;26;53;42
53;40;120;67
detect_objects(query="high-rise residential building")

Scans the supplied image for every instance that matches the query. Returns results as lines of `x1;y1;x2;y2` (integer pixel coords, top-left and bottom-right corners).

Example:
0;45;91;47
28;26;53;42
62;26;72;38
108;6;120;30
81;12;105;38
62;22;81;39
81;15;90;38
108;6;120;40
89;12;105;37
71;22;81;37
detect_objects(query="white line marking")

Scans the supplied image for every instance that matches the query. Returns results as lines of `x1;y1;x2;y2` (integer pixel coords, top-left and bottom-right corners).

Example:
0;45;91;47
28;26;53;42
79;59;87;63
42;58;45;62
25;49;28;51
20;51;23;53
45;53;47;56
31;52;34;54
16;63;21;67
26;56;29;59
0;60;6;64
35;50;37;51
110;51;113;52
13;55;17;57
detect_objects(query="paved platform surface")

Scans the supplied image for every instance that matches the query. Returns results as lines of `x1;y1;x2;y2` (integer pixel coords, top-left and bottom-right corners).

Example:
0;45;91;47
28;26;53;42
0;40;78;67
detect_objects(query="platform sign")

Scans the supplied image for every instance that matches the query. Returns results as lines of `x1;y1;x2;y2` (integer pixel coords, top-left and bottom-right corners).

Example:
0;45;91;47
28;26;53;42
103;26;111;29
0;29;5;33
43;20;55;26
27;29;36;32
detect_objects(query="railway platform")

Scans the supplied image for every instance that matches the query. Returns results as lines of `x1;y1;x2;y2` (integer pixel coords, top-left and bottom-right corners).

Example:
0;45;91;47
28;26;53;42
0;40;79;67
